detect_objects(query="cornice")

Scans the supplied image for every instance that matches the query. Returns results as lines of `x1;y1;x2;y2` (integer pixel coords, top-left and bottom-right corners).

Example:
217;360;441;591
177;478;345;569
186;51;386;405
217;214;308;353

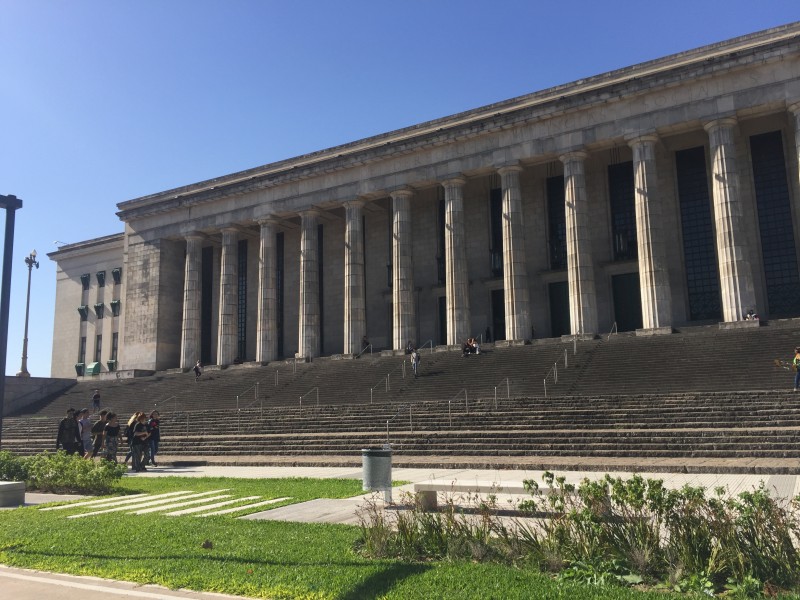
115;22;800;222
47;233;125;261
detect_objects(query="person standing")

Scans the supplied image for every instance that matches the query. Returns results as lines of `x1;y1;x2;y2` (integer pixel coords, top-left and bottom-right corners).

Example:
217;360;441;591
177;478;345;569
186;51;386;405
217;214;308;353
793;347;800;392
77;408;93;456
56;408;81;455
103;413;121;463
193;360;203;382
410;348;420;378
147;410;161;467
89;410;108;458
92;389;101;412
130;413;150;472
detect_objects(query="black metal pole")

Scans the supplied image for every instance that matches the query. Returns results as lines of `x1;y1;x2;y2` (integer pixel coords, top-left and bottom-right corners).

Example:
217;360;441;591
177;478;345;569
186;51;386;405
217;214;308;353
0;194;22;450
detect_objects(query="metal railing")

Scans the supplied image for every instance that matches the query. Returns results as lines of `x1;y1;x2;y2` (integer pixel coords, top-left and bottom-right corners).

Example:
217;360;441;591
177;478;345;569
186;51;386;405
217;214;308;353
450;388;469;415
493;377;510;409
298;387;319;417
368;359;408;403
385;403;412;444
608;321;618;340
419;339;434;354
355;343;373;359
543;362;558;397
235;381;260;410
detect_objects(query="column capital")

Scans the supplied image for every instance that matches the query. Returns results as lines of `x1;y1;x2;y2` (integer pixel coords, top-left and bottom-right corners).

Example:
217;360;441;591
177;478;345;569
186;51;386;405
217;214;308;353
342;199;366;210
299;208;322;220
183;231;207;242
441;175;467;188
255;216;279;228
496;162;523;176
703;116;738;133
625;133;659;147
219;224;245;235
388;187;414;200
788;102;800;117
559;150;588;164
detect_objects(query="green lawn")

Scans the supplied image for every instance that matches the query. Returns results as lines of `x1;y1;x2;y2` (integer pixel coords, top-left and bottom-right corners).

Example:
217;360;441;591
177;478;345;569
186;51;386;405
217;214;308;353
0;476;698;599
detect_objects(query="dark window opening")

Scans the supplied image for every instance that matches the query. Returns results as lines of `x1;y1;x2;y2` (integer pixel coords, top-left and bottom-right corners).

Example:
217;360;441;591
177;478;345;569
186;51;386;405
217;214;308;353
608;161;637;261
318;224;324;354
111;332;118;361
676;146;721;321
200;246;213;365
489;188;503;277
547;176;567;270
437;194;446;284
78;336;86;364
750;131;800;316
276;232;285;358
237;239;248;361
95;335;102;363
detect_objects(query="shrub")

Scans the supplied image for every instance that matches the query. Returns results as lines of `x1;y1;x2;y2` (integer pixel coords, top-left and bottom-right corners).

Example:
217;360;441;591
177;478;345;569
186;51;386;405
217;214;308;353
0;450;28;481
23;451;126;494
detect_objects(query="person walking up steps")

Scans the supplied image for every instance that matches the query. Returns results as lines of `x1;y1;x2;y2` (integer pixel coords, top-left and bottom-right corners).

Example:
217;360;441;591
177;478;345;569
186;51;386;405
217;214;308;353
793;347;800;391
193;360;203;381
410;348;420;378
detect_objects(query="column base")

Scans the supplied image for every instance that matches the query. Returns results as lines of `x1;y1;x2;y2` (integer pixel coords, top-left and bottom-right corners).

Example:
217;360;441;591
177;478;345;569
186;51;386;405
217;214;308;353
561;333;597;342
635;326;674;337
719;320;762;330
494;339;530;347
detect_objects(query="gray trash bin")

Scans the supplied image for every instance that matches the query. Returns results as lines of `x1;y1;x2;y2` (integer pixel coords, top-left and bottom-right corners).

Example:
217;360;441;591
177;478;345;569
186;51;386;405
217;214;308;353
362;447;392;502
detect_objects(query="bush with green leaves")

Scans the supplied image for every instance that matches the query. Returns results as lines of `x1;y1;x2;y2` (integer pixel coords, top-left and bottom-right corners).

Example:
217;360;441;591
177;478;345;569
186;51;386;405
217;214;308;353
0;450;28;482
2;451;126;494
358;470;800;597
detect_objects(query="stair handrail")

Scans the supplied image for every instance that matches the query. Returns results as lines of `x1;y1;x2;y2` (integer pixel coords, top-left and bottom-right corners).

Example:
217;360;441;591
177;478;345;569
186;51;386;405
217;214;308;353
235;381;261;409
385;402;412;444
493;377;510;409
298;386;319;417
154;395;179;414
419;339;434;354
368;358;408;403
355;343;373;359
543;361;558;397
607;321;618;340
449;387;469;414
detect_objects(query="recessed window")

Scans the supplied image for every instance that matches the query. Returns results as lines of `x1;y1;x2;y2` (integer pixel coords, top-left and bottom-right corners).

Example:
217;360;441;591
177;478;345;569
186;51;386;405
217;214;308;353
95;335;102;363
80;274;90;291
111;332;119;361
94;303;104;319
78;336;86;364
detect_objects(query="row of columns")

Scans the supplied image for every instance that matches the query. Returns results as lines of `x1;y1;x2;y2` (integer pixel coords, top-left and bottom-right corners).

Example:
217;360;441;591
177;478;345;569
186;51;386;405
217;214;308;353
179;113;797;367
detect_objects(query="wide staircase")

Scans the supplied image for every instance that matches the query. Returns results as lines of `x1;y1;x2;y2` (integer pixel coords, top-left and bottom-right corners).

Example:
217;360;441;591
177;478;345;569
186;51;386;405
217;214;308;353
4;320;800;473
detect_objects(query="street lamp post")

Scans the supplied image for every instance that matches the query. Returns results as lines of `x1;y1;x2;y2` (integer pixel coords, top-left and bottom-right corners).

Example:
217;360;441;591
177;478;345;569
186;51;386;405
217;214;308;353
17;250;38;378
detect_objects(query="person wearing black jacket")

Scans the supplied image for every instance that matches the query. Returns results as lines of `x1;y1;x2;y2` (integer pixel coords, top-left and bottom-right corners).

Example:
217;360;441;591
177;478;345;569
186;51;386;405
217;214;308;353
147;410;160;467
56;408;81;455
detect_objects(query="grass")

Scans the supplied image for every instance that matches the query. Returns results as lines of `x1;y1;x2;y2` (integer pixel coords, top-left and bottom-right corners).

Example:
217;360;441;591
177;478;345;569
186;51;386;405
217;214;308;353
0;476;713;599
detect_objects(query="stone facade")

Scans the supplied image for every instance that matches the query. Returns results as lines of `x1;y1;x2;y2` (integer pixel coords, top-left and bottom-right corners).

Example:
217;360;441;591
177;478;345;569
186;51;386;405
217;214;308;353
49;24;800;377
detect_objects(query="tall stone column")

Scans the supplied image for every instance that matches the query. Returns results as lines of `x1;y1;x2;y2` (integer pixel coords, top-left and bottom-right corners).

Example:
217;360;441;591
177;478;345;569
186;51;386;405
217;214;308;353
498;164;531;341
628;135;672;330
179;233;203;369
442;177;471;345
390;189;416;350
790;103;800;193
216;227;239;366
298;210;320;359
343;201;366;355
256;218;277;363
560;151;598;336
704;118;756;322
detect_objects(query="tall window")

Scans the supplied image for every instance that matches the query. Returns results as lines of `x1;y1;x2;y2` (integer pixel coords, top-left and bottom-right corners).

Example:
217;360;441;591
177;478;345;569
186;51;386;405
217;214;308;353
608;161;637;261
111;332;119;361
78;336;86;364
750;131;800;316
437;193;446;283
676;146;720;321
237;240;248;361
200;246;214;365
547;176;567;270
276;232;285;357
489;188;503;277
95;335;102;363
318;224;324;354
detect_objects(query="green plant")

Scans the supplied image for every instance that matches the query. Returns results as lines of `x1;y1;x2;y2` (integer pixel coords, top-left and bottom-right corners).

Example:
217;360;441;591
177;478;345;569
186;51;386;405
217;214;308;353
23;451;126;494
0;451;27;482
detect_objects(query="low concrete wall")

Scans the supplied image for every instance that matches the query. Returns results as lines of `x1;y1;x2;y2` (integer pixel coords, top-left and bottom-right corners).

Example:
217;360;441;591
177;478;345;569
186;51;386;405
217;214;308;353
3;377;76;416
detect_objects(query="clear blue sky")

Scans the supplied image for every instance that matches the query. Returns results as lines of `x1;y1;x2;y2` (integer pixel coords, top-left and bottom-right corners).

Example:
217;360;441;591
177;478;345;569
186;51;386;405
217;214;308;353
1;0;798;377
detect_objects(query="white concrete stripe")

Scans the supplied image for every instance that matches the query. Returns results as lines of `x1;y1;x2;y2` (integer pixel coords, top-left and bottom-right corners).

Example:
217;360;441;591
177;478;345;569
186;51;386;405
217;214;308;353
67;491;229;518
133;495;233;515
200;497;292;517
38;493;156;511
165;496;261;516
0;568;215;599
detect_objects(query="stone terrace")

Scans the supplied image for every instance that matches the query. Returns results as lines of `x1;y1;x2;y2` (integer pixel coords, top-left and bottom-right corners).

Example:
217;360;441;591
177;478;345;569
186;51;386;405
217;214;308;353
4;320;800;472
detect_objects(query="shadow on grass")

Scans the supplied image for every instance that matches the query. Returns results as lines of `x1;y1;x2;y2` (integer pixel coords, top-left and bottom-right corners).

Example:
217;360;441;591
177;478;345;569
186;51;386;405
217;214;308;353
338;562;430;600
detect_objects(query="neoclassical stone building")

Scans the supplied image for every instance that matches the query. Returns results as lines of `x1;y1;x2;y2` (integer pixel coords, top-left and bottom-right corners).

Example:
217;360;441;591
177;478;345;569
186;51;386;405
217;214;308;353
50;23;800;378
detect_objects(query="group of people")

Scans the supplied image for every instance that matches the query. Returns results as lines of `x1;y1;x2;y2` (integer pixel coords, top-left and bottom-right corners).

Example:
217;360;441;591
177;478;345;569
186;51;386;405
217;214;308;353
56;402;161;471
461;337;481;357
